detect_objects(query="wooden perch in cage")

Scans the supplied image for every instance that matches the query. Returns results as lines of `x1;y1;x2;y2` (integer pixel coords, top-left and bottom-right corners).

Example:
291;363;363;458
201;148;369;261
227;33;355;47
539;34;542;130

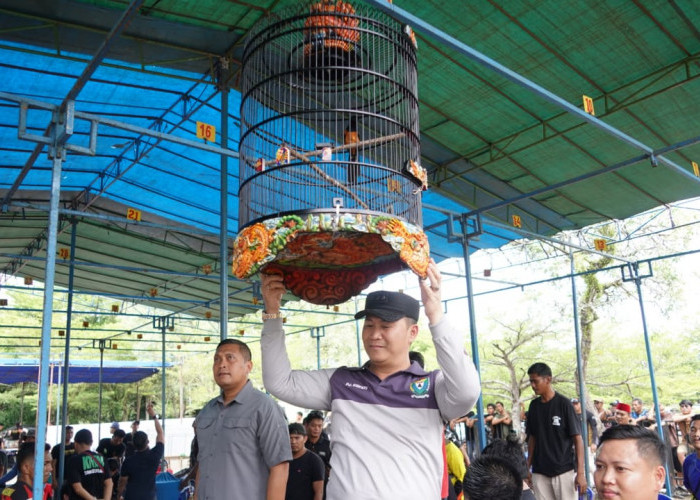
288;132;406;210
287;147;369;209
304;132;406;158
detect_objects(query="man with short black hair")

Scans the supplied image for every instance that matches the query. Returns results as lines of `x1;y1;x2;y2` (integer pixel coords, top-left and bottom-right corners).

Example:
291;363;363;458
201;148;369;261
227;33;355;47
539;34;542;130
303;411;331;497
51;425;74;490
593;425;666;500
117;403;164;500
526;362;586;500
491;401;512;440
261;261;480;499
631;398;650;426
65;429;112;500
285;423;324;500
1;442;52;500
195;338;291;500
463;455;522;500
97;430;126;462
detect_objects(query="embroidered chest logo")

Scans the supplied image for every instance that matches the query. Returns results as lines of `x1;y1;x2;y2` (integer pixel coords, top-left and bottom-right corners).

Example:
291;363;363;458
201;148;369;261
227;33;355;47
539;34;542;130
410;377;430;399
552;416;562;426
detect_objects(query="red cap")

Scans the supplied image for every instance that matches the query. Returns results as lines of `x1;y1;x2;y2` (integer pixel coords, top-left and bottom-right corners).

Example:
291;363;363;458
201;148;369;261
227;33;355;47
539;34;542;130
616;402;631;414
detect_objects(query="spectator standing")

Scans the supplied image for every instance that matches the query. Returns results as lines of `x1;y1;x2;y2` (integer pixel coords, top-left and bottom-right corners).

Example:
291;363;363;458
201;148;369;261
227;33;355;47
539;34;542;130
444;435;466;499
484;403;495;444
260;260;480;499
594;399;613;429
50;425;74;489
631;397;650;426
123;421;139;458
683;414;700;498
0;442;52;500
65;429;112;500
303;412;331;498
304;411;332;499
97;430;126;462
674;399;695;474
593;425;666;500
526;362;586;500
491;401;513;440
285;424;324;500
194;339;291;500
117;404;164;500
571;398;598;451
614;402;633;426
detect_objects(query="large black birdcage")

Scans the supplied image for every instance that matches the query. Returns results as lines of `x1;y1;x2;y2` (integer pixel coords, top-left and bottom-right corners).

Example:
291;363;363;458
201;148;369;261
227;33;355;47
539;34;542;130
238;0;422;229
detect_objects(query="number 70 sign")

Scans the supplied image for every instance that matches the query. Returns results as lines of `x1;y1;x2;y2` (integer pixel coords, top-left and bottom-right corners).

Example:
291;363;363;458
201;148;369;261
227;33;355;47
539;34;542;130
196;121;216;142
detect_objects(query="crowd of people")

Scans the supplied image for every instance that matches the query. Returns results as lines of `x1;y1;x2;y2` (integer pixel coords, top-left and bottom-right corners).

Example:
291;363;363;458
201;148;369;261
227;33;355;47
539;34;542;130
0;404;164;500
1;261;698;499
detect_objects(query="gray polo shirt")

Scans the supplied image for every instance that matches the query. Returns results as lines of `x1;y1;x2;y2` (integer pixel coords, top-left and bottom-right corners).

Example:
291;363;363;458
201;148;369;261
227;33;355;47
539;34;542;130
194;380;291;500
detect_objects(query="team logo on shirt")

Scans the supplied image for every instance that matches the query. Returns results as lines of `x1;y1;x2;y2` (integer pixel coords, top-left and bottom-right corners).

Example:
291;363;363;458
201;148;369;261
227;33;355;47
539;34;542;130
409;377;430;398
552;416;562;426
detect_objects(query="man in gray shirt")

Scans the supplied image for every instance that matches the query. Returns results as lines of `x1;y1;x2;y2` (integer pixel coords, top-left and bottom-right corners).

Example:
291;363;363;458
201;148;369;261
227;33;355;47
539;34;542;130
195;339;291;500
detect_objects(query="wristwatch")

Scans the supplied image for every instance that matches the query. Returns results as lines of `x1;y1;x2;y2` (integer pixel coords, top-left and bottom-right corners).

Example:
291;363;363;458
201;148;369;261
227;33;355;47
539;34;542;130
261;311;281;320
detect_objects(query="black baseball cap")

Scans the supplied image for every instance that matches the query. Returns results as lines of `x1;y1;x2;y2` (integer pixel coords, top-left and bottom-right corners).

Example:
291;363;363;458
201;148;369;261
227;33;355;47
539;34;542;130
355;291;420;322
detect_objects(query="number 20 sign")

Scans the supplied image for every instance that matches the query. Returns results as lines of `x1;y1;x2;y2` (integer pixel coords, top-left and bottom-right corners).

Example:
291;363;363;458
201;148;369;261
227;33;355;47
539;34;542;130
196;121;216;142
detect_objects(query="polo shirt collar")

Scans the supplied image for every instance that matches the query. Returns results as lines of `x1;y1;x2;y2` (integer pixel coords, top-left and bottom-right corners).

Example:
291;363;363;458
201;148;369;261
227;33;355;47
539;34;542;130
216;379;253;406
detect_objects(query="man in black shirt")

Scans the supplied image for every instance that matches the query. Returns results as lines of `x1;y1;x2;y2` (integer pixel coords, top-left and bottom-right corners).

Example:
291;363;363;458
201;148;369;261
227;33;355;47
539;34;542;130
117;404;164;500
65;429;112;500
526;362;586;500
303;411;331;498
97;430;126;462
123;421;139;458
50;425;75;488
286;424;324;500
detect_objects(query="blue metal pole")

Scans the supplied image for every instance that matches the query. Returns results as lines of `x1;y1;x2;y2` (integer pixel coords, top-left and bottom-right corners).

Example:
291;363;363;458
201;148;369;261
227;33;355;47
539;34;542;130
459;216;486;452
57;217;77;494
220;83;229;340
162;322;166;431
569;251;590;481
354;297;362;367
98;342;104;442
316;328;322;370
365;0;699;184
629;263;672;495
32;151;63;500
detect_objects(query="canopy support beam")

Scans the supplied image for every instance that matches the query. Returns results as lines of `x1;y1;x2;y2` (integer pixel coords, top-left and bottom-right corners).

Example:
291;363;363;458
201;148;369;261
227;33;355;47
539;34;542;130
367;0;700;185
447;212;486;452
622;262;672;495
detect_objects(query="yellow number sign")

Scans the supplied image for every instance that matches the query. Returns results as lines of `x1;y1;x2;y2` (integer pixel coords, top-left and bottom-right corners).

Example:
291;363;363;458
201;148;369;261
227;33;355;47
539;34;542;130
127;208;142;221
196;121;216;142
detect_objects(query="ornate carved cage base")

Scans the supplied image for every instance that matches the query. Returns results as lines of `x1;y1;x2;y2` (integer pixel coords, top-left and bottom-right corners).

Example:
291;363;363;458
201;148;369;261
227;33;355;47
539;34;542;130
232;212;429;305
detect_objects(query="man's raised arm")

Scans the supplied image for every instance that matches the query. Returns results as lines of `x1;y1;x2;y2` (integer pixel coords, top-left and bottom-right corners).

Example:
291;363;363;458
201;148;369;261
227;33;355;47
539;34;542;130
259;273;334;409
